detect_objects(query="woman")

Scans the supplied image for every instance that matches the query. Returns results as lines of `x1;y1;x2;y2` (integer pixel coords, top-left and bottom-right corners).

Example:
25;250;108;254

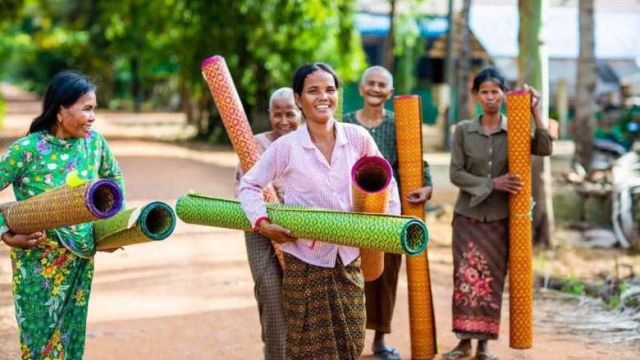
238;63;401;360
343;65;432;360
0;71;125;359
444;68;552;360
233;87;302;360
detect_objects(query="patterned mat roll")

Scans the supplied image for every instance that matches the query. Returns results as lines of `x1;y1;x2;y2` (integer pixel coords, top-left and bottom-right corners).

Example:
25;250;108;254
2;179;123;234
506;90;533;349
394;95;438;358
201;54;283;266
94;201;176;251
351;156;392;281
175;193;428;255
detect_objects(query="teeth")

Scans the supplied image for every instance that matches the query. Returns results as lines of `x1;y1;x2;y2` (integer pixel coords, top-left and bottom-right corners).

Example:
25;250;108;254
316;105;329;110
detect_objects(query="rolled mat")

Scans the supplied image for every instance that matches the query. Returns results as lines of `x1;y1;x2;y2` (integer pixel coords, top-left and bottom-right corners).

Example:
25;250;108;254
201;54;283;266
175;193;428;255
351;156;392;281
394;95;438;358
2;179;123;234
94;201;176;251
506;90;533;349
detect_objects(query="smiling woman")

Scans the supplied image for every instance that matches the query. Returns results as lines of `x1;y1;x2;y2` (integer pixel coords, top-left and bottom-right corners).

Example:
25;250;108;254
0;71;125;359
238;63;402;359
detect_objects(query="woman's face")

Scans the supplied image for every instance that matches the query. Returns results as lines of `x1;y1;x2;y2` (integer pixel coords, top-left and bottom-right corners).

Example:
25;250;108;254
359;70;393;107
56;91;97;139
269;97;301;139
475;81;504;115
295;70;338;125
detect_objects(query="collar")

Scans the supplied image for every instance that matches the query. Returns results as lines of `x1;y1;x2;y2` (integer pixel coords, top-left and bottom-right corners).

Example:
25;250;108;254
467;114;508;134
41;131;81;149
300;119;348;149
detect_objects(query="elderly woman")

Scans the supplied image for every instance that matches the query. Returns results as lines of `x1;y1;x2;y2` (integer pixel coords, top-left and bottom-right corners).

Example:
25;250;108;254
444;68;552;360
0;71;125;359
343;65;432;360
238;63;400;360
234;87;302;360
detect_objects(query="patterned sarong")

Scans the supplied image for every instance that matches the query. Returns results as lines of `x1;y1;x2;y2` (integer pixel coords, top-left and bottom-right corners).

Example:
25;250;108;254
451;215;508;340
282;253;365;360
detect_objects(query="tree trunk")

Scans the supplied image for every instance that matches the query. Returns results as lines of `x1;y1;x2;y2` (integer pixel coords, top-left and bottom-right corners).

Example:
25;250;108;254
384;0;397;70
574;0;597;172
444;0;456;150
517;0;553;246
131;57;143;113
456;0;472;120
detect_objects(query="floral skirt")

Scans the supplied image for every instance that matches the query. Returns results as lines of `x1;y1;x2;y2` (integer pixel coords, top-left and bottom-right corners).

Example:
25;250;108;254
11;238;94;360
451;215;508;340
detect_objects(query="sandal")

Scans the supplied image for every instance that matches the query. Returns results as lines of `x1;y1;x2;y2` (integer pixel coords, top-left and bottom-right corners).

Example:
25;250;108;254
475;351;498;360
442;348;472;359
373;345;401;360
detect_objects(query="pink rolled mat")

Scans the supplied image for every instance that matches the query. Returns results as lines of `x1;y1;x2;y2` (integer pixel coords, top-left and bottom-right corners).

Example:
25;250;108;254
201;55;283;267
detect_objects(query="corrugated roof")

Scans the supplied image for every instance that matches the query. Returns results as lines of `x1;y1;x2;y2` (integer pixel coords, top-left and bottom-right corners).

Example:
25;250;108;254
469;5;640;60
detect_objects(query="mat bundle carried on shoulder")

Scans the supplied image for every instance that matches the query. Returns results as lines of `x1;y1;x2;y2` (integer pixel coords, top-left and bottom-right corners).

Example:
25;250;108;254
0;179;123;233
93;201;176;251
175;192;429;255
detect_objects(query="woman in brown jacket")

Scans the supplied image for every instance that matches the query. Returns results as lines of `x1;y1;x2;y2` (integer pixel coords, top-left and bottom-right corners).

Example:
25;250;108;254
443;68;552;360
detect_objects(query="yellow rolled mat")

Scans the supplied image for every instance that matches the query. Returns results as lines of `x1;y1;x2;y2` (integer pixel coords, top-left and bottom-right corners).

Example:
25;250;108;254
506;90;533;349
2;179;123;234
351;156;393;281
394;95;437;358
201;55;283;267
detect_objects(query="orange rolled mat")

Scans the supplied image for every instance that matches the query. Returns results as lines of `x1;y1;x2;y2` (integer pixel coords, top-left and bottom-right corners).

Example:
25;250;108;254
201;55;283;267
506;90;534;349
394;95;437;358
351;156;393;281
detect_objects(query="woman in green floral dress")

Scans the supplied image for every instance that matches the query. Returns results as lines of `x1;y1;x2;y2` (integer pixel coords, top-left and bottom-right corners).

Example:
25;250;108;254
0;71;125;359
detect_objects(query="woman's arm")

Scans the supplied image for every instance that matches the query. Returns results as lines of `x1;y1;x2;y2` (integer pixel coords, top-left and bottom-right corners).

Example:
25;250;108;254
97;134;126;207
526;85;554;156
0;142;46;247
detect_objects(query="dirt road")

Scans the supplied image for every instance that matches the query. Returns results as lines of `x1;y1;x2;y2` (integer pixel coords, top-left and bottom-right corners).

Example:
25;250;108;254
0;88;637;359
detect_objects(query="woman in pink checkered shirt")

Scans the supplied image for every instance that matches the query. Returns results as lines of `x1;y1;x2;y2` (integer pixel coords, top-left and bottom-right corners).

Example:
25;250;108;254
238;63;401;360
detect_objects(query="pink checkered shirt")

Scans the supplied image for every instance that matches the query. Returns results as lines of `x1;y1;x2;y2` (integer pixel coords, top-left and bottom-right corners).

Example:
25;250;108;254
238;120;401;268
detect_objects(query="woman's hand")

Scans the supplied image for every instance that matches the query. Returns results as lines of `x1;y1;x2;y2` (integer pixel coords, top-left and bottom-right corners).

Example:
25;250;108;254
492;173;523;194
259;222;298;244
1;231;46;249
406;186;433;204
524;84;541;114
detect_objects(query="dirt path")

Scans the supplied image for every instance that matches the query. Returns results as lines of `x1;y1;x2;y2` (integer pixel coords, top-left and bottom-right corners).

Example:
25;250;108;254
0;88;638;359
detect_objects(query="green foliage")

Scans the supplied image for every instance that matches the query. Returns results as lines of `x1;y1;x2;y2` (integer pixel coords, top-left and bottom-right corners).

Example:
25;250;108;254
0;0;366;140
561;278;586;296
0;94;5;131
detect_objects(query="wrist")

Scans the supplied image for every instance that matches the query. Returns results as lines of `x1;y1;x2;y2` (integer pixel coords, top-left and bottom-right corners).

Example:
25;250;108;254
253;217;270;233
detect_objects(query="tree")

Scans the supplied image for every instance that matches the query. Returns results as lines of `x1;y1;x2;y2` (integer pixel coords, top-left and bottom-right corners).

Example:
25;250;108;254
456;0;472;120
517;0;554;246
574;0;597;171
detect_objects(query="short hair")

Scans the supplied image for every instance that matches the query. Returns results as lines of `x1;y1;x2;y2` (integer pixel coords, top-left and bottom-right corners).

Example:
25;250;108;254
292;63;340;96
269;87;295;109
471;67;508;94
360;66;393;87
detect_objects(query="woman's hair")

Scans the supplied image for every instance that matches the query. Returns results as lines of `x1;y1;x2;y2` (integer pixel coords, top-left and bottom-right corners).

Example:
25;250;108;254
269;87;296;109
28;71;96;134
471;67;508;94
360;65;394;87
292;63;340;96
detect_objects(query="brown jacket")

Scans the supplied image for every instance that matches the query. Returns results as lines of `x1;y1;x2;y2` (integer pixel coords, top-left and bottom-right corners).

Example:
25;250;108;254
450;116;553;221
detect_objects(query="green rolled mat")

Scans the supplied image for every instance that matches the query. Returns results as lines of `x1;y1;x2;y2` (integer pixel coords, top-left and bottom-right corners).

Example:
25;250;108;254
94;201;176;251
175;193;428;255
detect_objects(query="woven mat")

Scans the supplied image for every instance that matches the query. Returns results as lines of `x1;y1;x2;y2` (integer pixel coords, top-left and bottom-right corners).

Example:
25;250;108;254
395;95;438;358
94;201;176;251
176;193;428;255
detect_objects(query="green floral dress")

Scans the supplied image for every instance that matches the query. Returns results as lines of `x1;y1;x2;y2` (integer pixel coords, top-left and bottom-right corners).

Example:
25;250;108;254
0;130;125;360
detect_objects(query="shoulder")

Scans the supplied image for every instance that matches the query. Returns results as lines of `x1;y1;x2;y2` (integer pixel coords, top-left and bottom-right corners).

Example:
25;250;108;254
8;132;41;153
343;111;358;123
